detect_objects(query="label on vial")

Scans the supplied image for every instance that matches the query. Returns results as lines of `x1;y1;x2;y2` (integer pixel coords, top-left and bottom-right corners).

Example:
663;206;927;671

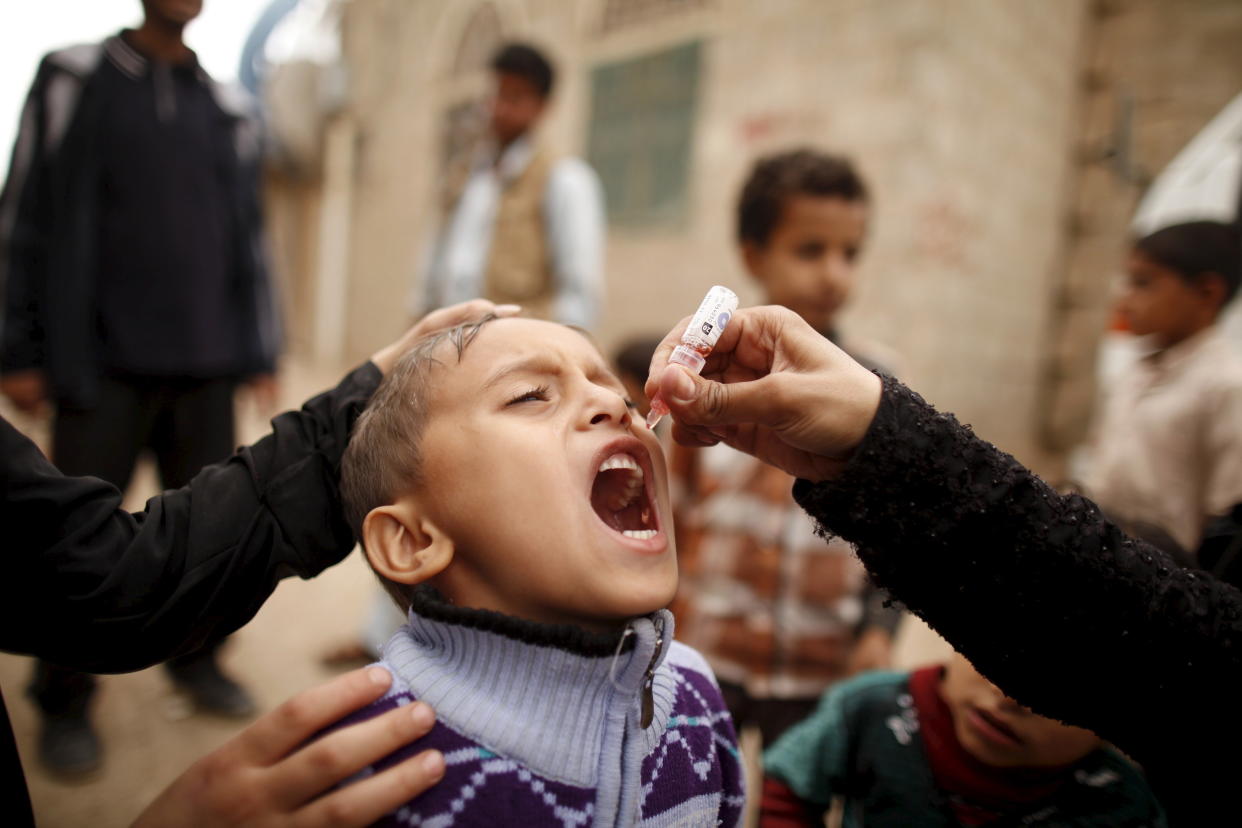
683;285;739;352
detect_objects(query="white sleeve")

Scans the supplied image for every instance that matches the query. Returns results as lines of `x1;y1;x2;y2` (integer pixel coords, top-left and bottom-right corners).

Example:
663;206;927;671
1204;380;1242;519
544;158;605;329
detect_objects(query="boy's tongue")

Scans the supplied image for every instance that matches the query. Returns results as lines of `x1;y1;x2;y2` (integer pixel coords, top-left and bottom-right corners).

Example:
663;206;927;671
590;453;652;534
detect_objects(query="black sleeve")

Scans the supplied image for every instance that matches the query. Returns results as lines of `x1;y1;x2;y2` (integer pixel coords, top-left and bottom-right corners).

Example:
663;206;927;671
1;361;382;673
236;111;280;377
791;375;1242;774
0;59;53;373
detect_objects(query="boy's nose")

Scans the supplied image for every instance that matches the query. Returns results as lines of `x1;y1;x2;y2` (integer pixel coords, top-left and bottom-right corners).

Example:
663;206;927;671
822;255;851;287
586;390;633;429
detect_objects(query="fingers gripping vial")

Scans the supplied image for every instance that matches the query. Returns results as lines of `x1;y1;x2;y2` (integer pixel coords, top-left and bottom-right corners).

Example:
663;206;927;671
646;285;739;429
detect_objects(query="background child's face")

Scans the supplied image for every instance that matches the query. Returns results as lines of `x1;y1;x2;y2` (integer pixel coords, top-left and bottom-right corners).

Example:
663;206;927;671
743;195;868;331
413;319;677;630
490;72;545;146
1117;250;1220;346
941;654;1099;769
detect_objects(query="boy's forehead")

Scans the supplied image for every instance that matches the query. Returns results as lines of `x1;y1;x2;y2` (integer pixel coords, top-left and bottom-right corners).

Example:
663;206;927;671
781;195;868;229
430;318;607;393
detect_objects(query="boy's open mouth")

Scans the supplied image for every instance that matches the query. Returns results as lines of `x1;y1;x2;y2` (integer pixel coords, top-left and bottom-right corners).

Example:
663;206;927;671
590;451;658;539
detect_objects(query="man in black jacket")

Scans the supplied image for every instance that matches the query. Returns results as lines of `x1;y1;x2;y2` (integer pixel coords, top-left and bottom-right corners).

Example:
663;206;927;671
0;0;280;773
3;299;513;825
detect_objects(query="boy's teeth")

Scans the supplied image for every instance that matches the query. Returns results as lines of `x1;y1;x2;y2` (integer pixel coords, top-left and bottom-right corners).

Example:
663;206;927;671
622;529;658;540
608;476;644;511
599;453;642;475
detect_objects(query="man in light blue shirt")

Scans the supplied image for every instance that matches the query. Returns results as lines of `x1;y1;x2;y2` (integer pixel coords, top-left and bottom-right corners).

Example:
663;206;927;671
417;43;604;329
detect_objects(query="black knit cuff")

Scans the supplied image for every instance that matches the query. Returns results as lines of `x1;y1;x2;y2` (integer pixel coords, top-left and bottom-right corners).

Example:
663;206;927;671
408;586;637;658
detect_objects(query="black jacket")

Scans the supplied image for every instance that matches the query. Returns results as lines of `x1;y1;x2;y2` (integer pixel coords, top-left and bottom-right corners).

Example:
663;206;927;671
793;375;1242;825
1;361;381;824
0;35;278;406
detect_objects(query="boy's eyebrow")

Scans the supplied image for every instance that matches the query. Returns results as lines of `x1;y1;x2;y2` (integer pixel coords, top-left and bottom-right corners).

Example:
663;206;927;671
481;354;625;394
481;356;562;390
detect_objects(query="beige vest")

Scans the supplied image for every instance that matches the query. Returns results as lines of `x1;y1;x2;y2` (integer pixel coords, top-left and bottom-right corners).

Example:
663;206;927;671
483;148;557;320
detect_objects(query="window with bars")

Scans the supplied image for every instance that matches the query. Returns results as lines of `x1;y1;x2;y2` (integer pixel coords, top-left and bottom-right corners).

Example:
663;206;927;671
586;41;702;228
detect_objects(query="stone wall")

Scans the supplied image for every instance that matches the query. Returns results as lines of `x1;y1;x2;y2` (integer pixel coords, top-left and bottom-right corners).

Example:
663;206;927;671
1039;0;1242;460
318;0;1236;472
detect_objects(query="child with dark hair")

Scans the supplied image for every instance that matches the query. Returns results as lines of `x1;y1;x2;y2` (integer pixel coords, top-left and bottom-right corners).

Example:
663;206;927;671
760;651;1165;826
671;148;900;753
323;316;743;827
491;42;555;99
613;337;665;418
734;150;869;331
1086;220;1242;556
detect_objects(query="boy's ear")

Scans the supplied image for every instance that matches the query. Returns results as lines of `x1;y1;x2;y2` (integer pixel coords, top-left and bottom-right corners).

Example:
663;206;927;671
361;500;454;586
1197;271;1229;313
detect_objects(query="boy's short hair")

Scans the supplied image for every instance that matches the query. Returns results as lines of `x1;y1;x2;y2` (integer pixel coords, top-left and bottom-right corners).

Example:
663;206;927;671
737;148;868;247
491;42;555;98
342;316;496;609
1134;220;1242;303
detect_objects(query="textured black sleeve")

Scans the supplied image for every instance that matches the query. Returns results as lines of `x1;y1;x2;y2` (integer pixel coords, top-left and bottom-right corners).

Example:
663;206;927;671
792;375;1242;773
1;362;382;673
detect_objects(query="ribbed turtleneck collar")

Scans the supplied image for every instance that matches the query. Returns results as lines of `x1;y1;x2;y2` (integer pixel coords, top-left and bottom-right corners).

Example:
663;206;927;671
105;31;202;79
405;586;638;657
382;590;676;788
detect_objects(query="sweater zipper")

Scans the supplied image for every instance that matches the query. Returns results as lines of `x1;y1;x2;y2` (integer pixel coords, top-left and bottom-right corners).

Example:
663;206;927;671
639;618;664;729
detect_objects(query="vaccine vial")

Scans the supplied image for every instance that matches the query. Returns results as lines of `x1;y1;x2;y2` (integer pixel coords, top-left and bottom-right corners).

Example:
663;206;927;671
646;285;739;429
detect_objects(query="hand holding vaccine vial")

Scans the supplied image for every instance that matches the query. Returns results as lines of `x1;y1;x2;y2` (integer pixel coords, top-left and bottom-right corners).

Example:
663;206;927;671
646;285;740;430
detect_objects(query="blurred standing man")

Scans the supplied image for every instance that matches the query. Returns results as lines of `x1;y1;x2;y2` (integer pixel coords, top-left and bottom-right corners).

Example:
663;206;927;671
328;41;605;669
0;0;278;776
416;42;604;328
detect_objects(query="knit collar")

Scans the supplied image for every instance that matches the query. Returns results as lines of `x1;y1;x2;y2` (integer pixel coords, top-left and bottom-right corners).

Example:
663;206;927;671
405;586;637;657
104;31;204;80
383;589;676;788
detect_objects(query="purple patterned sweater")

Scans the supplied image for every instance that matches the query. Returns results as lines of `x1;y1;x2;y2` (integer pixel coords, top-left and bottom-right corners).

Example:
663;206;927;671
325;593;744;827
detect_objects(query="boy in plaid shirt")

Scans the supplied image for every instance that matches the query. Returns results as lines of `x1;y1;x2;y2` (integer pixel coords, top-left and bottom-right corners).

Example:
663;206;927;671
671;149;900;746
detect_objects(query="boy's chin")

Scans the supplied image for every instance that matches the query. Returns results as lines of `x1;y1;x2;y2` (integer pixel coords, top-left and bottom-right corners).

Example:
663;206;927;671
572;592;676;631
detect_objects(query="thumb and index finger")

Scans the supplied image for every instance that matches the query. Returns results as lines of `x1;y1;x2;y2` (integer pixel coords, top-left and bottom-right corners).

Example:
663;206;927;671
645;304;799;429
653;361;779;430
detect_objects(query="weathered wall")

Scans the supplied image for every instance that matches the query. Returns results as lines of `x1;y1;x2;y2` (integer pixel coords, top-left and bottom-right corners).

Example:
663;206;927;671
318;0;1234;471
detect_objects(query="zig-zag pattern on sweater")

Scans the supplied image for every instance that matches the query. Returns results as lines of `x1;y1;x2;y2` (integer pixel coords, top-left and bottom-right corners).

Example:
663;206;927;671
328;661;742;827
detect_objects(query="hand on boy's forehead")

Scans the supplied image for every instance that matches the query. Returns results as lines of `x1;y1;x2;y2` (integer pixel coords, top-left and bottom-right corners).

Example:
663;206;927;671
428;318;623;409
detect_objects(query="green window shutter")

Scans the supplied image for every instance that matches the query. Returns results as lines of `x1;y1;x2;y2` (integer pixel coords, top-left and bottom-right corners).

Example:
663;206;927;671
587;40;702;228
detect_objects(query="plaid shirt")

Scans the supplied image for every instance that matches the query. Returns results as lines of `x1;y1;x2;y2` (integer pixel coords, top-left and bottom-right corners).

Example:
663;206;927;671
671;441;887;700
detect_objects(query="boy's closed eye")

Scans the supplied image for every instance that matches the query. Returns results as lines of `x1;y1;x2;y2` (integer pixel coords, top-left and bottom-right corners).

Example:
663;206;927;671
506;386;550;406
504;379;636;409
